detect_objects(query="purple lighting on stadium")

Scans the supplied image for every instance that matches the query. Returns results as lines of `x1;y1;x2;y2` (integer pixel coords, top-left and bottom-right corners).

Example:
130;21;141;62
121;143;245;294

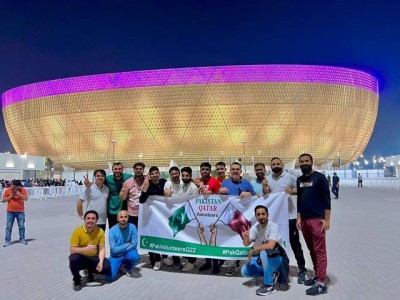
1;65;378;108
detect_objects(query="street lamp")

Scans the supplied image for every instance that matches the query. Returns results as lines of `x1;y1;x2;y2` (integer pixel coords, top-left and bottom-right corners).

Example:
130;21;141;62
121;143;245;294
241;139;247;175
111;139;117;162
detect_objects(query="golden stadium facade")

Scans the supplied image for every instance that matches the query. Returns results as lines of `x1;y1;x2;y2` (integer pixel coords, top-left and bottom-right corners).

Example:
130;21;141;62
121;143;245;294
2;65;378;170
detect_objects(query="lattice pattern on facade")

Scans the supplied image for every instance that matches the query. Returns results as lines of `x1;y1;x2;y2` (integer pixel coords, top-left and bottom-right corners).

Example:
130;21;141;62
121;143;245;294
2;65;378;170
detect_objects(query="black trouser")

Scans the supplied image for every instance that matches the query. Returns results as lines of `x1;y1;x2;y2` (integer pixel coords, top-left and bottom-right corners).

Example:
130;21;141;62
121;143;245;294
183;257;196;264
172;256;181;264
332;186;339;198
149;252;162;266
358;180;363;187
107;213;118;229
202;258;219;267
128;215;138;229
289;218;306;271
97;224;106;232
69;254;111;284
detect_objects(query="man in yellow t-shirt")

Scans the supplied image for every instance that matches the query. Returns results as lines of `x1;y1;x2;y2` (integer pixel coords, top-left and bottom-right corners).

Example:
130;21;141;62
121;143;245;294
69;210;111;291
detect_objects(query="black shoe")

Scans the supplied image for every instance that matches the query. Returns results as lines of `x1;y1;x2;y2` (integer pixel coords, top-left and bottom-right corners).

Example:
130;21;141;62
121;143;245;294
73;283;82;291
174;262;183;269
86;273;101;286
256;284;276;296
297;270;307;284
306;283;327;295
199;262;212;272
304;276;316;286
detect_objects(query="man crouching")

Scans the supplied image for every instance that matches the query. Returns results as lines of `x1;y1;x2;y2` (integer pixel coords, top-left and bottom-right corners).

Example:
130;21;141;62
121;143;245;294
69;210;111;291
241;205;289;296
106;210;140;281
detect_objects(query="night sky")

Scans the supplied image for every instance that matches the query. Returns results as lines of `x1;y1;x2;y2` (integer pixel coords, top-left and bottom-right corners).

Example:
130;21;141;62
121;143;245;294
1;1;399;159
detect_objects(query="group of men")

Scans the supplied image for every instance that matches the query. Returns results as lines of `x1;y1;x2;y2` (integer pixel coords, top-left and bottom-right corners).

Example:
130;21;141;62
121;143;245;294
70;153;331;296
241;154;330;296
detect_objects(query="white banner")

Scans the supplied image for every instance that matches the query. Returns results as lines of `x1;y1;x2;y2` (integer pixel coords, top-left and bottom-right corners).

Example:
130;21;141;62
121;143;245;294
138;192;289;260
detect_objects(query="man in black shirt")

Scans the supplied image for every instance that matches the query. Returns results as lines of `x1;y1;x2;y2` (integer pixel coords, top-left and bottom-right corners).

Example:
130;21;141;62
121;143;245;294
139;166;167;270
296;153;331;296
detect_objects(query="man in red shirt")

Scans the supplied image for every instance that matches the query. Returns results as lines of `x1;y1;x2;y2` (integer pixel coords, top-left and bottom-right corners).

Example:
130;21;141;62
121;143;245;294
198;162;221;195
2;180;29;247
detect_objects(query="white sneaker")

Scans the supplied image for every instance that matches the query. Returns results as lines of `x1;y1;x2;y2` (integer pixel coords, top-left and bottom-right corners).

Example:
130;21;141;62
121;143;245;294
153;262;161;271
221;261;229;268
182;262;194;272
163;257;173;266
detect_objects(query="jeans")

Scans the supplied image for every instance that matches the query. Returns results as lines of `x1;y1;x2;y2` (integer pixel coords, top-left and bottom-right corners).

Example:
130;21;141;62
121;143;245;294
241;250;283;285
106;249;140;281
5;212;25;242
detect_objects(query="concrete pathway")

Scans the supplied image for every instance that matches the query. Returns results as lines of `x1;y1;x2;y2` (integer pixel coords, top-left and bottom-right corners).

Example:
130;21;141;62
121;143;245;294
1;186;399;299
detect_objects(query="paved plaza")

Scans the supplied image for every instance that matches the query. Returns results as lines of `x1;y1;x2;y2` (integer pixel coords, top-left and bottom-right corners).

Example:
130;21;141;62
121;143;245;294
1;186;400;300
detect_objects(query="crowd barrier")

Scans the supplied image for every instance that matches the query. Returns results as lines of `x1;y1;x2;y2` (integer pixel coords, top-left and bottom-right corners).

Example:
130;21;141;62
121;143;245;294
1;185;86;200
2;179;400;199
339;178;400;190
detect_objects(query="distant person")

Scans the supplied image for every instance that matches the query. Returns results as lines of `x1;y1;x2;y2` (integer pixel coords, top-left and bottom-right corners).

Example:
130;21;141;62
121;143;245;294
106;210;140;281
69;210;111;291
2;180;29;247
297;153;331;296
332;173;340;199
357;173;363;187
326;175;331;187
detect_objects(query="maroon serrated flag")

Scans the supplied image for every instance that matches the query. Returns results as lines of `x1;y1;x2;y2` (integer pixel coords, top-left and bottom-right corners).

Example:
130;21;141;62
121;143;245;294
218;202;251;238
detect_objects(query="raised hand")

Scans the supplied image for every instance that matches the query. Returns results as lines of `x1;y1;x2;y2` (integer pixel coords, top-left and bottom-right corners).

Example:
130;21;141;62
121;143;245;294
164;189;174;197
219;187;229;195
193;176;202;186
209;223;217;233
241;225;250;239
83;174;91;188
197;222;204;233
142;174;150;191
240;191;252;198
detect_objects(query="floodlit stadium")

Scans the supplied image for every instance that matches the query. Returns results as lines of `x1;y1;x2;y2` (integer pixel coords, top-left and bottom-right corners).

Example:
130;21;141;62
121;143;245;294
2;65;378;170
